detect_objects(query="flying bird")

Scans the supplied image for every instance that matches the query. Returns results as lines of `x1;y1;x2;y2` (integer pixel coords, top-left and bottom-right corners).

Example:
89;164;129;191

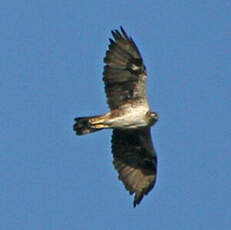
73;27;158;207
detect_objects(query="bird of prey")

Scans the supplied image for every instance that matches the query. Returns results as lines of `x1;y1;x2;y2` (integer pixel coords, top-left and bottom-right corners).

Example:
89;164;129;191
73;27;158;207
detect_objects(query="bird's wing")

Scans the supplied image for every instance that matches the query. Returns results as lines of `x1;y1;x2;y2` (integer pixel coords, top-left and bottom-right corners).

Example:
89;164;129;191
103;27;148;110
111;128;157;207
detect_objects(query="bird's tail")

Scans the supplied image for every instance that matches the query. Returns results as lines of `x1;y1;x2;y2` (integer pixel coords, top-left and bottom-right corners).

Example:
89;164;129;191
73;115;103;135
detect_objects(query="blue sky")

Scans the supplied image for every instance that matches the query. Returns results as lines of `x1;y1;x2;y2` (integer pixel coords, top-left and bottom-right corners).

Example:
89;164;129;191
1;0;231;229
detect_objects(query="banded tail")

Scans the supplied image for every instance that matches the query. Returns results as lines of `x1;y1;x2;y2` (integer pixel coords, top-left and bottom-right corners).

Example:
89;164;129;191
73;116;103;135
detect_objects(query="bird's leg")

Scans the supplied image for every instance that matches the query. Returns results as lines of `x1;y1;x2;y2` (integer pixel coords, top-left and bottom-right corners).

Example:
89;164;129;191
89;115;110;129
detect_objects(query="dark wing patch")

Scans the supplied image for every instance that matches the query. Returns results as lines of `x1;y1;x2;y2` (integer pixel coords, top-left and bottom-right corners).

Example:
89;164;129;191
103;27;148;110
111;128;157;207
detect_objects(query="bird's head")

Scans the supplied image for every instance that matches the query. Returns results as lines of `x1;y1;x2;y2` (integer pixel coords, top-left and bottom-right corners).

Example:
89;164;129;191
147;111;159;126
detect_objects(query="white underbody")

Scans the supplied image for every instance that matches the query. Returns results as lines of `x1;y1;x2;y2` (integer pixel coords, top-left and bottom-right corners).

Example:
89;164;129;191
104;104;150;129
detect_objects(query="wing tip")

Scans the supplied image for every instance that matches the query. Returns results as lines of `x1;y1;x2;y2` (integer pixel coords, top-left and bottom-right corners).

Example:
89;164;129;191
133;192;144;207
111;26;130;41
120;26;129;39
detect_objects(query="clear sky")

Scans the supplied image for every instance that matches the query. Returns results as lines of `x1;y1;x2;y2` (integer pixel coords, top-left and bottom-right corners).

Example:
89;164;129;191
1;0;231;229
